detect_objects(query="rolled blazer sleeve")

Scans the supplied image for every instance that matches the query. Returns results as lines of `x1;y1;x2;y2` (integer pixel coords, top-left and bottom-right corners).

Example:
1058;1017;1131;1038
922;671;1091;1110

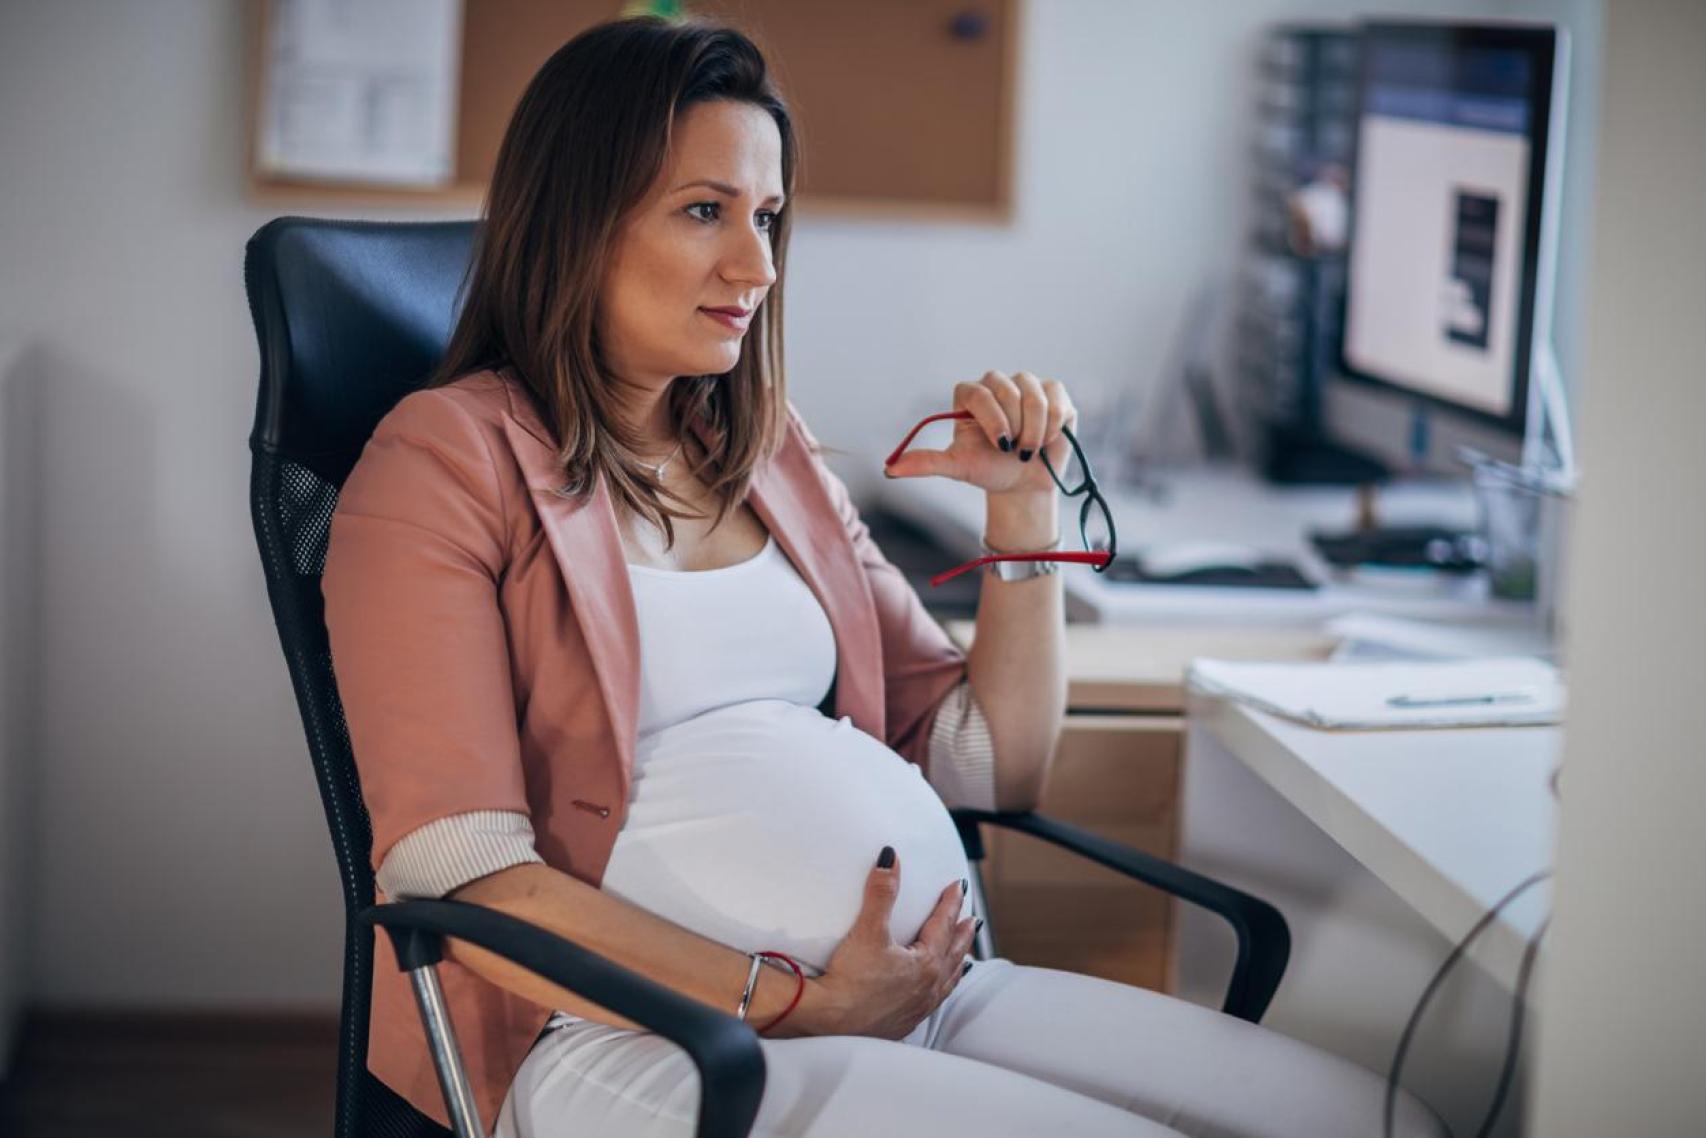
786;407;969;777
322;389;531;874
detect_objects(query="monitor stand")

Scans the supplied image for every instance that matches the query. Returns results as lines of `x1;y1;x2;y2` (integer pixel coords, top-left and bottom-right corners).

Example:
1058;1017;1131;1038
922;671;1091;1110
1308;477;1486;573
1308;338;1576;574
1309;522;1487;573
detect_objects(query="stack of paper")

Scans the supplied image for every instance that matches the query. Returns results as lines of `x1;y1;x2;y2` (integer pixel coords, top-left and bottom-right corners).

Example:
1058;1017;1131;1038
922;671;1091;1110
1186;656;1565;730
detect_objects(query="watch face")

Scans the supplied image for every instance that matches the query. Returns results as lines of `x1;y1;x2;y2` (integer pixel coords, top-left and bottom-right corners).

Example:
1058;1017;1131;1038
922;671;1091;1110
989;559;1057;581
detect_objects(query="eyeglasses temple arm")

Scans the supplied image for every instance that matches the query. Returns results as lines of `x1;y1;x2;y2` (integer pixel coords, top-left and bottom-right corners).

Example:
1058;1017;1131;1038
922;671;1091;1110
929;550;1113;587
885;410;973;468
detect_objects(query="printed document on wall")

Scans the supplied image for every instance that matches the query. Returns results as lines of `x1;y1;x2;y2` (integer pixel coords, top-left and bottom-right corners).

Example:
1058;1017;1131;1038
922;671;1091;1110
258;0;463;187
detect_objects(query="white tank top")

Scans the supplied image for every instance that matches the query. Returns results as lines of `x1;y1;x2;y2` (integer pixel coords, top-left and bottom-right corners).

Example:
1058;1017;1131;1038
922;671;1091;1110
598;533;973;975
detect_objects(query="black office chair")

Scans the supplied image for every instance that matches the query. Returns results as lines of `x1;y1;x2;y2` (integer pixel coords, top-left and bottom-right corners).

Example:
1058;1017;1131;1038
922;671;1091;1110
243;216;1290;1138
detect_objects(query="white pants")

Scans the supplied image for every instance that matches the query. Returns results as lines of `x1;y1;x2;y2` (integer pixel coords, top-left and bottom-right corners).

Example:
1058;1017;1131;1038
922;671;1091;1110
493;958;1448;1138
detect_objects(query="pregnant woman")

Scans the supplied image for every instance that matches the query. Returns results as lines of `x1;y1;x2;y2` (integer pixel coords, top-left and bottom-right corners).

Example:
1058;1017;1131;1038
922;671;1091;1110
322;16;1446;1138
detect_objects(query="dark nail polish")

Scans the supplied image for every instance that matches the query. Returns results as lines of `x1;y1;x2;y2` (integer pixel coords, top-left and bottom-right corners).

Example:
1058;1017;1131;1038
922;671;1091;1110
962;960;973;976
998;436;1012;452
974;917;985;934
1018;448;1033;462
959;877;969;896
877;845;895;869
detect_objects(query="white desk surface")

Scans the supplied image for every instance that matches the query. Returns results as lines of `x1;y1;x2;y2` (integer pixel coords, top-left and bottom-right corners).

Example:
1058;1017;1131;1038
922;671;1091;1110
1188;692;1559;992
877;461;1541;627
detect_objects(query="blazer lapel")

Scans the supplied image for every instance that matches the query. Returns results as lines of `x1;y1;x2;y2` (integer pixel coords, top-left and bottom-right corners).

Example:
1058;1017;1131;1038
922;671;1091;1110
499;382;642;794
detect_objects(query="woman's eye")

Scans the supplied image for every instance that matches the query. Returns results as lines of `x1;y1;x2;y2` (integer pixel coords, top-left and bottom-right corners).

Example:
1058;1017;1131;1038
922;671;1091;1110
686;202;778;231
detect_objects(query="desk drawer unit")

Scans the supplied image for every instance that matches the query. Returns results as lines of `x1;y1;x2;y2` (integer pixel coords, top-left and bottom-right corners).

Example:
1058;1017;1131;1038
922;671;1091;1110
983;715;1183;992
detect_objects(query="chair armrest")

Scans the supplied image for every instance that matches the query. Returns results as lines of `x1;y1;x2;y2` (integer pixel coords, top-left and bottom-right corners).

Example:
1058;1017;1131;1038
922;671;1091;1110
361;900;764;1138
950;809;1290;1023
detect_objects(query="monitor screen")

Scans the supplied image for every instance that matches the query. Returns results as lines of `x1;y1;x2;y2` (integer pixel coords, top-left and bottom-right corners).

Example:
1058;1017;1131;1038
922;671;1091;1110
1340;24;1559;435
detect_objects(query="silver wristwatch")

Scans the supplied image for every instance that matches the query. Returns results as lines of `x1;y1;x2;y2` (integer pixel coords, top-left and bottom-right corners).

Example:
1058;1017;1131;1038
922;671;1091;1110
980;538;1061;582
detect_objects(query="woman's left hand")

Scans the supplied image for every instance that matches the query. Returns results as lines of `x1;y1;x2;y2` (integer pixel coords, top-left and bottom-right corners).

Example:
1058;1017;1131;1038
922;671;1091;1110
883;370;1078;497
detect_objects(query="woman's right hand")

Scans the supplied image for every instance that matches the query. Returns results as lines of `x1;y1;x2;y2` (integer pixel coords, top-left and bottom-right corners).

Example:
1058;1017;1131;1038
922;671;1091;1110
796;847;980;1040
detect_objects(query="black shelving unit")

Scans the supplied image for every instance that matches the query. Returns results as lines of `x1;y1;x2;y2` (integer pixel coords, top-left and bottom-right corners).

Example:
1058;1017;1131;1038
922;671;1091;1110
1239;25;1388;485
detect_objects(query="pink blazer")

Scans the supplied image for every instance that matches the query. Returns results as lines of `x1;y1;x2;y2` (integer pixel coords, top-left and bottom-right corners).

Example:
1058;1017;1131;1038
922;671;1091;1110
321;368;968;1127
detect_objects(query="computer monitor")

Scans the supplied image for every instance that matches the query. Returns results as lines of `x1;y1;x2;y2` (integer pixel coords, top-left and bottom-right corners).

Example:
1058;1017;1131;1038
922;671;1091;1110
1333;20;1569;473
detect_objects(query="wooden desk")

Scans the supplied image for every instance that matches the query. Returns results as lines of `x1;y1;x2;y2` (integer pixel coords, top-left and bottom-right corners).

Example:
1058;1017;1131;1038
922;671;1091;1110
945;621;1335;991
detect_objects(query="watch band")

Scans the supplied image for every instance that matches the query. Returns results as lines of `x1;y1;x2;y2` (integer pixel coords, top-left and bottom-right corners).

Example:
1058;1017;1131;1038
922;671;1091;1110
980;536;1062;582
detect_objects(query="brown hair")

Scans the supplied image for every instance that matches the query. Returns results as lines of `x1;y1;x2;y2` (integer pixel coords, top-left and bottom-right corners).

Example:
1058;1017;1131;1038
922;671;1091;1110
427;16;797;546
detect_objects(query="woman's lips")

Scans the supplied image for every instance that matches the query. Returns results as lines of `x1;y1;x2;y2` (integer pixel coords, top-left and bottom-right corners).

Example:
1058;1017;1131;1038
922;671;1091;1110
700;307;752;332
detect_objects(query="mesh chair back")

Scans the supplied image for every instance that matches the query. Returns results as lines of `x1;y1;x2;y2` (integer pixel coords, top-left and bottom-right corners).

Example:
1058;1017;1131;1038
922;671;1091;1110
244;217;478;1138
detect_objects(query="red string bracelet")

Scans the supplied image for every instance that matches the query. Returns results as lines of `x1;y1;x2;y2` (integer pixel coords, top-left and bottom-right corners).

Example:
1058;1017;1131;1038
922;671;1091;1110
750;950;805;1035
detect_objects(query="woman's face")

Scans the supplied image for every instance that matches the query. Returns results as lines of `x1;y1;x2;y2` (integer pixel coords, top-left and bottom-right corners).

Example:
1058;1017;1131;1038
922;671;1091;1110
599;99;784;393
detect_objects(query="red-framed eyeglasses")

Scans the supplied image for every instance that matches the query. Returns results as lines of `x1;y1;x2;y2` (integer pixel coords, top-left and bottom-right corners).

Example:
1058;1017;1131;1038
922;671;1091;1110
886;410;1118;587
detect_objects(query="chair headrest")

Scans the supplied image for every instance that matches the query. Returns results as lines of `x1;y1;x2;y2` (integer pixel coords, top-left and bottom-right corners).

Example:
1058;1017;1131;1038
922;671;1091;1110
243;217;478;486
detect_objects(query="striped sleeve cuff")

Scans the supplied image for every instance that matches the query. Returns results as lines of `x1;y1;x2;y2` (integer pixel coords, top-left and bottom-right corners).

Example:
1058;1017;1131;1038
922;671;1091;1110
925;681;998;812
375;809;544;900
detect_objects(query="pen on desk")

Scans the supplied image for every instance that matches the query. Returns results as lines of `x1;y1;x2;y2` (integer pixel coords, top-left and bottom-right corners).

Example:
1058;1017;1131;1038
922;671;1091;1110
1386;691;1538;709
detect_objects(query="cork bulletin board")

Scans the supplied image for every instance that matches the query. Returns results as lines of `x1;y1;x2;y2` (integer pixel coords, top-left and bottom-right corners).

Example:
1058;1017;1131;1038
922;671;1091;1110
247;0;1017;220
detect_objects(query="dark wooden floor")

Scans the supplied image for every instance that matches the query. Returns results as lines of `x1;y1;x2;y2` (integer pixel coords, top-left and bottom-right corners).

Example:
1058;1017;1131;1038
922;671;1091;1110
0;1011;340;1138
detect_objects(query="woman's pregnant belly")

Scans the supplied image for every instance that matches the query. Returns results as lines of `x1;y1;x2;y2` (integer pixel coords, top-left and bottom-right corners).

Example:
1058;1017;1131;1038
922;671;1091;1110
598;700;974;974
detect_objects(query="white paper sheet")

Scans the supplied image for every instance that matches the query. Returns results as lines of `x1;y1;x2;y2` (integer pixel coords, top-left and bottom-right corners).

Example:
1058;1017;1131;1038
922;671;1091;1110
1187;656;1566;730
259;0;464;186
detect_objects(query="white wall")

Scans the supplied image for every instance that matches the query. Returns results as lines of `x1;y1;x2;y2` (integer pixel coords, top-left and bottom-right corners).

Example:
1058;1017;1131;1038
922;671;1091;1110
1528;1;1706;1132
0;0;1596;1010
0;0;385;1009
